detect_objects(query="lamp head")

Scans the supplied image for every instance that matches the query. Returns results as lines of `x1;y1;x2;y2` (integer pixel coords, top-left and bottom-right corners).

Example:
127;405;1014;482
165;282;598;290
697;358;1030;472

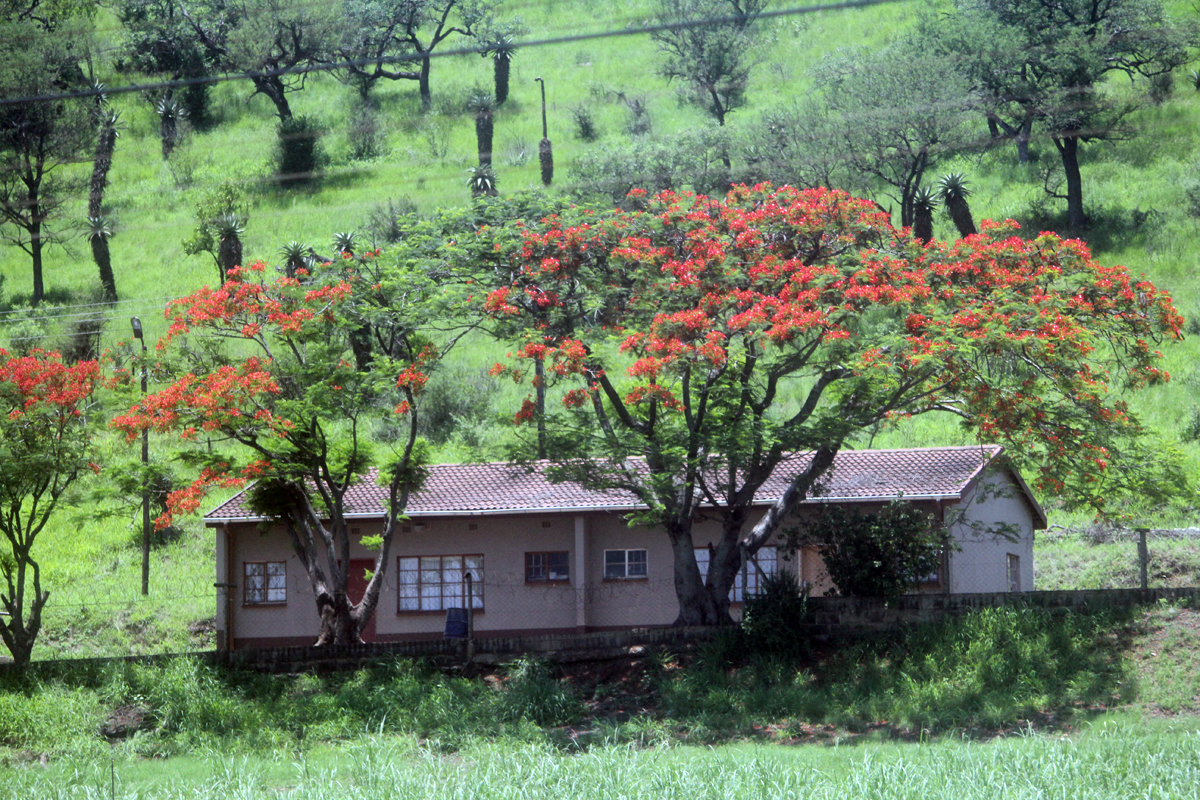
130;317;143;340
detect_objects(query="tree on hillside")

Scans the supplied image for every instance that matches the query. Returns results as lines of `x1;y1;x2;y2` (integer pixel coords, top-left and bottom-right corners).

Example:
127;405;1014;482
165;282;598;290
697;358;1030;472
176;0;335;121
921;0;1192;229
0;17;93;306
335;0;496;110
479;183;1183;625
117;0;211;128
650;0;767;127
113;253;464;645
808;40;977;228
0;350;100;667
87;93;120;303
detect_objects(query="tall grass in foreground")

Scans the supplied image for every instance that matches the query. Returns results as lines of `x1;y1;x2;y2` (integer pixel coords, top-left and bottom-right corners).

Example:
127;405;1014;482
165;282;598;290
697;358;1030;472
5;721;1200;799
658;605;1135;736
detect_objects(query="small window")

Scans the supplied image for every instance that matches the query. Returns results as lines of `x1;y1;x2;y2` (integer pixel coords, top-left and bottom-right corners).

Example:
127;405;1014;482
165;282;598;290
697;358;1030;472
695;546;777;602
604;549;648;580
526;552;570;583
244;561;286;605
1007;553;1021;592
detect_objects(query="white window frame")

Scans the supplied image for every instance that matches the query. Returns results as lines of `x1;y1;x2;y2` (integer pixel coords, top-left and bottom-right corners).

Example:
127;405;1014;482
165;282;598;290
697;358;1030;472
244;561;286;605
694;546;778;602
397;554;484;612
604;548;648;580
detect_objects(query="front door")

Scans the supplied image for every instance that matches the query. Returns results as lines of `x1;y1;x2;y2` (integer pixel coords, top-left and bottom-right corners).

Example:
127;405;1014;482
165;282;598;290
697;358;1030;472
347;558;377;642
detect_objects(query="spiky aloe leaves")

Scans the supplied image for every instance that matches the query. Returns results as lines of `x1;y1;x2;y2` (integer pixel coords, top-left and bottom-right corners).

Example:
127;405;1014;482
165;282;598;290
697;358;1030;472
938;173;977;238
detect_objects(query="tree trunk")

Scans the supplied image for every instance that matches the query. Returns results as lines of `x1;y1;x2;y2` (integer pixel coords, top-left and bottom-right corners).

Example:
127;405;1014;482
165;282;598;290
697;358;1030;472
90;116;118;303
90;123;115;217
0;556;48;668
218;234;241;285
1015;114;1032;165
494;56;510;105
539;138;553;186
91;236;117;304
419;54;432;113
314;587;363;645
535;358;547;459
709;87;726;126
914;205;934;243
253;76;292;120
160;111;177;160
476;109;493;166
1055;135;1086;231
946;196;977;238
670;525;725;626
30;221;43;306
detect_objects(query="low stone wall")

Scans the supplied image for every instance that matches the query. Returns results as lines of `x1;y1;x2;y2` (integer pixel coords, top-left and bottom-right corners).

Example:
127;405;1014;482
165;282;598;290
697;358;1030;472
6;588;1198;675
218;625;723;673
801;587;1200;639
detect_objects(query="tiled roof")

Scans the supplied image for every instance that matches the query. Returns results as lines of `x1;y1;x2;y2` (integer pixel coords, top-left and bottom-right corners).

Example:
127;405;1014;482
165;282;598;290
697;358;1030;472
205;445;1022;522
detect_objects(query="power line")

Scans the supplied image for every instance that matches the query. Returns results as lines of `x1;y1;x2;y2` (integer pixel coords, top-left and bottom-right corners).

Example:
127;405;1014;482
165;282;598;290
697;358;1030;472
0;0;904;107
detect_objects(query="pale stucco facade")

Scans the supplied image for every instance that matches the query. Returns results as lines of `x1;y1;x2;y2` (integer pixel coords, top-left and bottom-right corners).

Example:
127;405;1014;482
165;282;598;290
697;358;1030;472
211;464;1041;650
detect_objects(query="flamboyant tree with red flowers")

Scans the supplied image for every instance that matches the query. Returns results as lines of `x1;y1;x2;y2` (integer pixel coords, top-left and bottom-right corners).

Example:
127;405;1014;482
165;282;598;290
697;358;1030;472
0;350;101;666
482;183;1184;625
113;252;459;645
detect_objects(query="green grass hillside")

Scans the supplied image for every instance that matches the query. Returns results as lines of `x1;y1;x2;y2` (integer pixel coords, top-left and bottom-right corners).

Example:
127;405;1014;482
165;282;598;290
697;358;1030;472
4;0;1200;660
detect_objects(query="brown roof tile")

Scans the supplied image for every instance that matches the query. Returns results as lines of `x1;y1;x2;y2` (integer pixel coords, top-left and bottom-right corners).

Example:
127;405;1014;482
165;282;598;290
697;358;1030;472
205;445;1014;522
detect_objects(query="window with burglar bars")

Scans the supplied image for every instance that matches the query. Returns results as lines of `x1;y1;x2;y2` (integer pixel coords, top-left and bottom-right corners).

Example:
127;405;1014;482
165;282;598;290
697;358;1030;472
694;546;777;602
397;555;484;612
244;561;286;605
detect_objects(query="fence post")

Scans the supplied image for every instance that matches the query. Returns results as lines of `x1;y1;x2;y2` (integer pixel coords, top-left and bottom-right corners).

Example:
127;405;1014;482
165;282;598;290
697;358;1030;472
1137;528;1149;591
465;572;475;664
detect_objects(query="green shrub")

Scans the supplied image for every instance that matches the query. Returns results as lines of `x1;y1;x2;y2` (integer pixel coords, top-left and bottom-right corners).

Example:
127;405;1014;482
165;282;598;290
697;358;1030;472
572;104;600;141
498;657;583;726
278;115;323;188
741;571;809;660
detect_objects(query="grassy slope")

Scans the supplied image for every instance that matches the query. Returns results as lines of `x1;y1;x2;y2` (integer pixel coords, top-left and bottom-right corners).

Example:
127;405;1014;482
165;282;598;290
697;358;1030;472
4;0;1200;658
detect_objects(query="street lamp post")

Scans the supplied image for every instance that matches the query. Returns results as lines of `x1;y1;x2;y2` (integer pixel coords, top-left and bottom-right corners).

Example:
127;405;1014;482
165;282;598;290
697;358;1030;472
131;317;149;596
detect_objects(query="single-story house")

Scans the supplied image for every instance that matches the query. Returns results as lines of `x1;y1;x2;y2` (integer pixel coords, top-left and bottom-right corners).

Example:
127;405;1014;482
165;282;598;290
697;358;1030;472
204;445;1046;650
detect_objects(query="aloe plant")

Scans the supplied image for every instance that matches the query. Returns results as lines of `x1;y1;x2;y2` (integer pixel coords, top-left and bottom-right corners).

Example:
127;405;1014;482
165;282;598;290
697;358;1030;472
938;173;977;238
467;164;498;198
88;106;120;302
210;212;246;284
467;91;496;167
483;36;517;105
279;240;311;277
912;185;938;244
332;231;358;255
155;95;187;160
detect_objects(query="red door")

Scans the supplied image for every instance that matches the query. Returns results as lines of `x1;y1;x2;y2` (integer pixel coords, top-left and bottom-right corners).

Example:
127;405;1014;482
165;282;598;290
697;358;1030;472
348;558;377;643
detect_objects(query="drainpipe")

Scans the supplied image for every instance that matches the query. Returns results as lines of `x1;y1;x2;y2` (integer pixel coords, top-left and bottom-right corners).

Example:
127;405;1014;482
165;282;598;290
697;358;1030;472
939;500;950;596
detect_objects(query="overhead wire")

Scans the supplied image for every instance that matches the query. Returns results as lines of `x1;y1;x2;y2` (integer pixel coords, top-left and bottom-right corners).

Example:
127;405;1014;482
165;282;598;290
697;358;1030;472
0;0;904;106
0;0;1175;328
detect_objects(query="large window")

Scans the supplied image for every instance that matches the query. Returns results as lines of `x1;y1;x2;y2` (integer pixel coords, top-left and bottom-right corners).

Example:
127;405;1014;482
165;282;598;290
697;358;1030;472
397;555;484;612
244;561;286;605
526;552;570;583
694;546;777;602
604;549;648;580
